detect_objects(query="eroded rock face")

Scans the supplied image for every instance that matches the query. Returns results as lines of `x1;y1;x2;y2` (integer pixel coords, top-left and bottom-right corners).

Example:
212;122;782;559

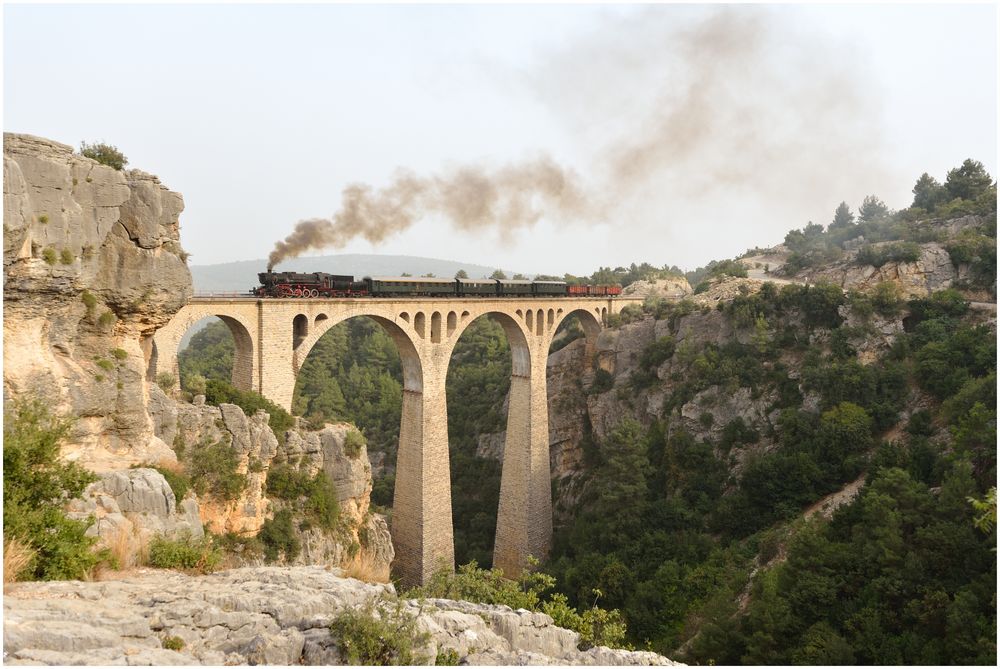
3;567;680;666
622;277;692;300
147;391;394;575
66;468;204;554
3;133;192;469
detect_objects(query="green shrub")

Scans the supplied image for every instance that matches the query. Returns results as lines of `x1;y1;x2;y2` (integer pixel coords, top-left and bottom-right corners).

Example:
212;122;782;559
410;559;554;611
59;249;74;265
204;379;294;445
259;509;300;562
98;311;116;328
187;439;246;502
38;214;49;224
183;373;207;396
330;599;431;665
855;242;922;268
95;358;114;372
541;592;628;649
81;290;97;312
111;348;129;361
589;369;614;395
162;636;185;651
79;141;128;170
3;399;102;580
147;534;221;573
41;247;57;265
639;336;676;370
265;464;339;529
435;648;460;665
344;429;366;458
870;282;903;317
156;372;176;391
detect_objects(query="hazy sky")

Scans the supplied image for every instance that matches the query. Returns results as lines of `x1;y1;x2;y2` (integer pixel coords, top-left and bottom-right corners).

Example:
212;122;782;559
5;3;996;274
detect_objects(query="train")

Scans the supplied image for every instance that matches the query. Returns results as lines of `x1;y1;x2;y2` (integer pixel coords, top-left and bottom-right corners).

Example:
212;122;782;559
252;271;623;298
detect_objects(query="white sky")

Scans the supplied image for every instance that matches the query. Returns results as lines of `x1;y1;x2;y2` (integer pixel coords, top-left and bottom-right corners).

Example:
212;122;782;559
4;2;997;274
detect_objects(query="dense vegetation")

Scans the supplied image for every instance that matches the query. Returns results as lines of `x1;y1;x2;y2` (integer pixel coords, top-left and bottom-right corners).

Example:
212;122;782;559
3;399;105;580
544;285;996;662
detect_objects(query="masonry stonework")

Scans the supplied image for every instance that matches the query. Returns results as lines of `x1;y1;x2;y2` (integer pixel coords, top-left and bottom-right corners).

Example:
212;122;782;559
152;296;638;586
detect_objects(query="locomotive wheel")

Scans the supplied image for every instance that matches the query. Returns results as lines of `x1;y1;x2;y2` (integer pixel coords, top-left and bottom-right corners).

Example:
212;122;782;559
309;289;319;298
292;288;303;297
279;287;293;298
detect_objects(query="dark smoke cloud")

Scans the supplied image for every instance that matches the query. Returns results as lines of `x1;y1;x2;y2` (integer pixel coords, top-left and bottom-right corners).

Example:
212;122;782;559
269;6;887;269
268;156;597;269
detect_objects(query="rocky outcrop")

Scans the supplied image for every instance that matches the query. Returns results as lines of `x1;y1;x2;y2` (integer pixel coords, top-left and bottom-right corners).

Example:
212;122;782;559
741;215;993;300
622;277;692;300
147;387;277;535
801;241;965;298
147;388;393;574
279;424;394;573
3;567;680;666
3;133;192;470
66;468;204;563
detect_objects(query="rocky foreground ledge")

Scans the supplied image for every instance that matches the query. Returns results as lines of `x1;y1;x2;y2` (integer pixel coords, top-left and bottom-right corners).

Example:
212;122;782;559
3;567;679;666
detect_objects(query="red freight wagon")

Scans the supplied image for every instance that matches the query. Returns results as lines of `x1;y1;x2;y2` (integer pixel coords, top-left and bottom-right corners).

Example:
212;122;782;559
567;285;589;296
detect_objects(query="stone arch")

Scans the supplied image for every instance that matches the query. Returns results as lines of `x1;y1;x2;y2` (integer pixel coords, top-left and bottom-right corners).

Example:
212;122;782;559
550;307;602;357
446;310;531;379
315;313;328;326
447;311;457;337
292;311;422;390
431;311;442;343
414;312;426;339
547;309;555;331
153;307;257;393
535;309;544;336
293;313;309;349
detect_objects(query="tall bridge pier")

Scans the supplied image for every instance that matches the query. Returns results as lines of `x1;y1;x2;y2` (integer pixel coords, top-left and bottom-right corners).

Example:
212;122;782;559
151;295;630;586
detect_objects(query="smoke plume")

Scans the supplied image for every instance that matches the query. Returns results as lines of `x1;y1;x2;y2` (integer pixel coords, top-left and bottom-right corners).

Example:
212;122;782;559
269;6;888;269
268;156;596;270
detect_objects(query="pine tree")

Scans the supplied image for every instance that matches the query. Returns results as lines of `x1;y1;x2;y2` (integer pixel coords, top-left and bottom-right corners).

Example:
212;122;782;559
829;202;855;231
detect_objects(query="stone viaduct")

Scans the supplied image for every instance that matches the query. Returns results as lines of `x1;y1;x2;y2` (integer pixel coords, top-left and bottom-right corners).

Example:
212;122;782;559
151;295;637;586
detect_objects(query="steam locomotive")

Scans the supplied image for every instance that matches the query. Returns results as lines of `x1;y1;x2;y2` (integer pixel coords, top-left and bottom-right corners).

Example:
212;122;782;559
252;271;622;298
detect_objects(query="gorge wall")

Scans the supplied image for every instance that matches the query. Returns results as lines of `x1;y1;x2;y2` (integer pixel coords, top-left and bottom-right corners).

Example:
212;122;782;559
2;133;391;574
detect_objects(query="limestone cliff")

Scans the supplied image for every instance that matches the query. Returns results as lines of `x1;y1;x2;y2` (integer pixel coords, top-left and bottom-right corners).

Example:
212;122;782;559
3;133;391;577
3;567;680;666
3;133;191;469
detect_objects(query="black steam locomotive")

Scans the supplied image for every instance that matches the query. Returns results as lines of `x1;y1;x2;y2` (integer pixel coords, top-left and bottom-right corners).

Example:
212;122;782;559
252;271;622;298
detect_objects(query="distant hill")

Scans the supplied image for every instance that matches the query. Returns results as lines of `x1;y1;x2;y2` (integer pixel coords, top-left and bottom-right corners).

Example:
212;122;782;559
189;254;531;293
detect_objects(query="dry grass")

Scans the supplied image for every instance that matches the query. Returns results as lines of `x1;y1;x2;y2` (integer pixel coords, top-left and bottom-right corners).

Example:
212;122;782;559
103;523;149;571
340;550;390;584
4;537;35;586
154;457;185;474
